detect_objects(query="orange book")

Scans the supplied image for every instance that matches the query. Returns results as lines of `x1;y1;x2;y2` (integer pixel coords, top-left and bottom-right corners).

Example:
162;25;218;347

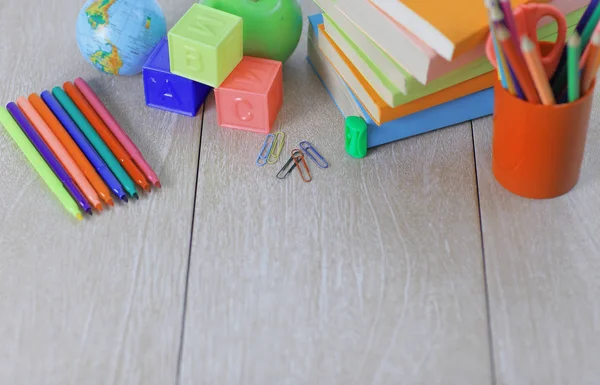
368;0;532;60
317;24;496;125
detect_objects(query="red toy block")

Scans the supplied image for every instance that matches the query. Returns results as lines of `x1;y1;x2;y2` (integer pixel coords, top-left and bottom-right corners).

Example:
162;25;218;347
215;56;283;133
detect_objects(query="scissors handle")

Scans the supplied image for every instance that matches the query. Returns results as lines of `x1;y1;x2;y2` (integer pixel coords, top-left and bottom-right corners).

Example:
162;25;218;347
485;4;568;77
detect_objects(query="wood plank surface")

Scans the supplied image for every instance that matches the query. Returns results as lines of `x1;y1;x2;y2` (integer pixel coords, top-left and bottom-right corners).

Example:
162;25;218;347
0;1;200;384
473;88;600;385
179;2;492;384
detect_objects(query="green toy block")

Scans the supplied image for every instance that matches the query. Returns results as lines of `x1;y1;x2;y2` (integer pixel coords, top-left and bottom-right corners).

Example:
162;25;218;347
168;4;243;88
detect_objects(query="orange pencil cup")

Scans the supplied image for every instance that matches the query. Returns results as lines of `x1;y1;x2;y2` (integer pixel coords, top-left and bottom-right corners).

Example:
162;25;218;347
491;73;595;199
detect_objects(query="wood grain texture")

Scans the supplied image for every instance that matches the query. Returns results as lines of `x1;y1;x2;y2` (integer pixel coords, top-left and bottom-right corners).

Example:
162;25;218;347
179;2;492;384
0;1;200;384
473;85;600;385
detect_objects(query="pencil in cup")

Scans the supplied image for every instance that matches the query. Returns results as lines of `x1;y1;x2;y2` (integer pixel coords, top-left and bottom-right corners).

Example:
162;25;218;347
63;81;150;193
6;102;91;215
16;96;104;212
41;90;128;202
582;27;600;93
521;36;556;105
496;24;541;104
567;32;582;103
52;86;139;199
74;78;161;189
0;107;83;220
29;93;115;207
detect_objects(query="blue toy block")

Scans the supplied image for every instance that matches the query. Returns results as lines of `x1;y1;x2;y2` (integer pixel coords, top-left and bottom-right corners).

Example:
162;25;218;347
142;37;212;116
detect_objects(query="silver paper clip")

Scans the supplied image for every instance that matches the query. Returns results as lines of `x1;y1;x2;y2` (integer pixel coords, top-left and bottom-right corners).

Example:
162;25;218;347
267;132;285;164
299;141;328;168
256;134;275;167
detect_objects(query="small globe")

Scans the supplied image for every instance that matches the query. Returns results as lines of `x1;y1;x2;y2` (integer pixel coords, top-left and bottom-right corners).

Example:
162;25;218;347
76;0;167;76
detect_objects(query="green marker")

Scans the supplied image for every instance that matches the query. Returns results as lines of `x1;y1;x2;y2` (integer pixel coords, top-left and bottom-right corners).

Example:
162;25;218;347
345;116;368;158
52;87;137;197
567;32;582;103
0;107;82;220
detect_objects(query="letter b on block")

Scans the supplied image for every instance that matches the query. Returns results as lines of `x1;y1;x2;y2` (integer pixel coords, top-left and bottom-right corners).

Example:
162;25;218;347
215;57;284;134
168;4;242;88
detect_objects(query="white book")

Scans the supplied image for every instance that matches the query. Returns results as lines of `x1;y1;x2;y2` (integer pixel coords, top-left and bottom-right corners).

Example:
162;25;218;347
330;0;485;85
308;27;365;119
314;0;408;92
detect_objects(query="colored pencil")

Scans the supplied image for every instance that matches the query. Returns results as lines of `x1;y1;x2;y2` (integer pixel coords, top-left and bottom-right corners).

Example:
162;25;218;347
581;23;600;69
6;102;91;215
582;29;600;92
499;0;522;57
64;81;150;193
17;96;103;211
568;32;582;102
496;25;541;104
553;6;600;94
576;0;600;35
74;78;161;188
0;107;82;220
521;36;556;105
30;93;115;207
52;87;139;199
490;5;517;95
41;91;127;202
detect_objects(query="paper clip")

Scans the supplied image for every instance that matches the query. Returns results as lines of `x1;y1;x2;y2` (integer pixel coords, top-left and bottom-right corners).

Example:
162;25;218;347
256;134;275;167
267;132;285;164
276;153;297;179
299;141;328;168
292;149;312;182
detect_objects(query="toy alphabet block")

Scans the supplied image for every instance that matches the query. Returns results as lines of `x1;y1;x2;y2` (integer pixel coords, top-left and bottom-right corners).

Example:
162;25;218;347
167;4;243;88
143;37;212;116
215;56;283;134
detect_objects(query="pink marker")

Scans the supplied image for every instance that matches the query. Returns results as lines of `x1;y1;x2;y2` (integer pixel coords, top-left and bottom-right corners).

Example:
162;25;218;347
74;77;161;188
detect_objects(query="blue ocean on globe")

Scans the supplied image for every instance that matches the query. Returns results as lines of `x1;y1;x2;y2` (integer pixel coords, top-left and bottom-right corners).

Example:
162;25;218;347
76;0;167;76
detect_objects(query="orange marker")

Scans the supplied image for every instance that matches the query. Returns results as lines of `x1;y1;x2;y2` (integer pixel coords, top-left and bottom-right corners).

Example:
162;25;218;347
496;25;541;104
29;93;114;207
63;82;151;192
16;96;104;211
521;36;555;105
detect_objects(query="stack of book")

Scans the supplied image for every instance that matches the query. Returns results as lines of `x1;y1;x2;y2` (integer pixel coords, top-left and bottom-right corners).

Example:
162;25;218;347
307;0;589;148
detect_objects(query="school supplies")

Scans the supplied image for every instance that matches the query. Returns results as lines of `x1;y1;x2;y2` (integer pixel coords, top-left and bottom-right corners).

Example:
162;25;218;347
291;149;312;183
367;0;529;60
496;25;541;103
74;77;161;188
52;87;139;199
521;36;556;105
41;91;128;202
256;134;275;167
17;96;103;212
30;93;114;207
567;32;582;102
63;82;150;192
582;27;600;92
6;102;92;215
299;141;328;168
267;132;285;164
0;107;83;220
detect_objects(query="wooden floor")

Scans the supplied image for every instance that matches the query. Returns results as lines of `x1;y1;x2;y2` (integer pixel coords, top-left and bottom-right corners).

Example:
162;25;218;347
0;1;599;384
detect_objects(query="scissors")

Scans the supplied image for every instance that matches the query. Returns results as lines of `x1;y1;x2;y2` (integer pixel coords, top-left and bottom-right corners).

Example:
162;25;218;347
486;3;567;78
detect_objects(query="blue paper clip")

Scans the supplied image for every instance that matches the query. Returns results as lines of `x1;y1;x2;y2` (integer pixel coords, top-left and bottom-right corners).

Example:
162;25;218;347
256;134;275;167
299;141;328;168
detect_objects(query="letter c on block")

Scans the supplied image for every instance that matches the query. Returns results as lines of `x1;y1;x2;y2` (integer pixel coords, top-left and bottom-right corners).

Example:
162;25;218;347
234;98;253;122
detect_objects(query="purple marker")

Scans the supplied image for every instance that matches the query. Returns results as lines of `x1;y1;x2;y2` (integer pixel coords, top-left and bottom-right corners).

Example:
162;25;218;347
6;102;92;215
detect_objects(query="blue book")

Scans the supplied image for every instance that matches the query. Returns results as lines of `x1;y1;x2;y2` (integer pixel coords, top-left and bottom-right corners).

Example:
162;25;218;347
307;13;495;149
